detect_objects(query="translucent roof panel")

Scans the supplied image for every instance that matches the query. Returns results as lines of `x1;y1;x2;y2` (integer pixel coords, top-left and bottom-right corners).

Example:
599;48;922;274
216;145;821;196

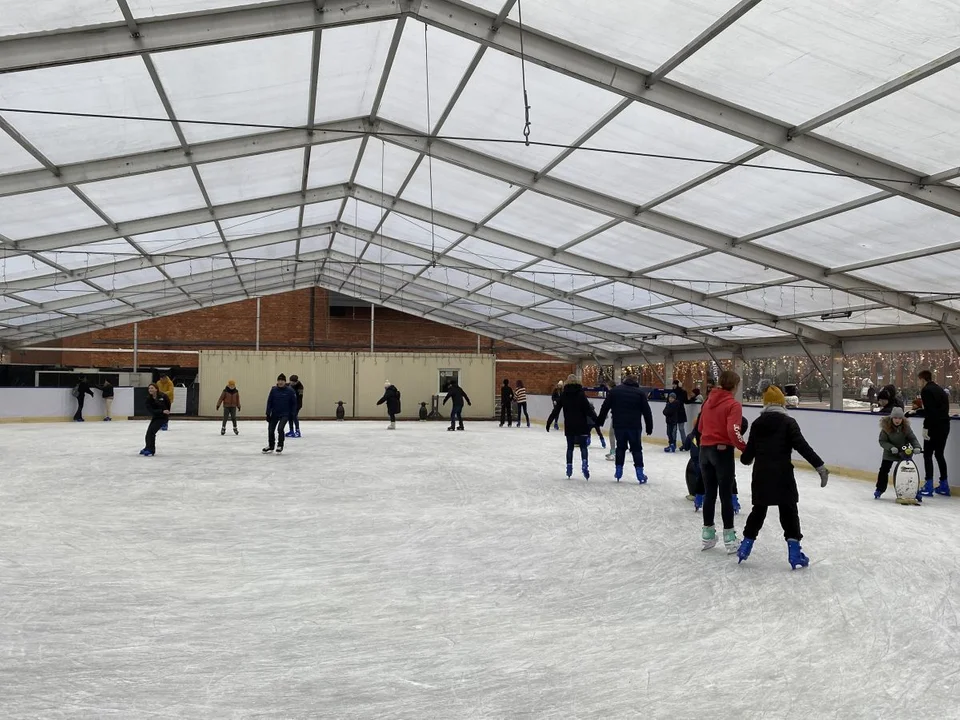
649;254;791;295
672;0;960;123
301;200;343;228
516;260;599;293
5;312;66;327
156;257;234;278
40;239;135;271
152;33;313;144
566;223;702;272
92;267;167;290
0;188;105;240
17;282;92;304
419;266;489;293
656;152;872;236
497;313;558;331
446;238;536;271
377;212;460;251
305;138;363;189
722;283;866;318
314;21;397;125
220;209;301;240
798;308;931;333
79;168;206;223
549;103;754;205
378;23;479;133
543;328;603;345
850;250;960;294
755;197;960;269
354;141;421;197
712;324;791;341
486;192;609;247
0;58;179;164
484;283;544;307
360;244;426;272
442;48;621;170
818;66;960;176
341;199;389;233
132;223;222;255
401;157;516;222
646;303;740;329
126;0;278;18
1;0;122;36
232;242;299;262
576;282;673;311
198;149;304;206
0;129;43;174
297;234;334;257
585;317;658;335
536;301;605;323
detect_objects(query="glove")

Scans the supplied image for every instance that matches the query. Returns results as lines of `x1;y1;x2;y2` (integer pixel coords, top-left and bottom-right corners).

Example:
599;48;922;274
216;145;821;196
923;428;930;441
816;465;829;488
645;428;652;436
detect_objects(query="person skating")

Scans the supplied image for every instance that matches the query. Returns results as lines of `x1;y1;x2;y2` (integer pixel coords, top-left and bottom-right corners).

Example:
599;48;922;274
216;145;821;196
443;380;471;431
551;381;562;430
737;385;829;569
514;380;530;427
595;373;654;484
546;375;600;480
286;375;304;438
663;392;682;452
141;383;171;457
499;379;514;427
875;407;921;500
156;374;174;430
377;381;401;429
696;369;747;553
917;370;951;496
216;380;241;436
101;380;114;421
335;401;346;420
264;374;297;453
72;376;94;421
671;379;689;446
875;384;903;416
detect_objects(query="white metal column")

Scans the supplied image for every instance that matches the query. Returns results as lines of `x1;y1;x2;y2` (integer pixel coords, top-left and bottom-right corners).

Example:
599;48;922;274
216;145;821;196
831;348;845;411
663;357;675;390
733;352;745;403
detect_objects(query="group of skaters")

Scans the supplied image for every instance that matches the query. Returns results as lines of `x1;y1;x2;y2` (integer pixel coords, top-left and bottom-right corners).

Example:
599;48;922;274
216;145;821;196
499;379;531;427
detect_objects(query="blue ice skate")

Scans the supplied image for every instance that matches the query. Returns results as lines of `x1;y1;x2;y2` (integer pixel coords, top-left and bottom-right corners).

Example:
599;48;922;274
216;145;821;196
787;539;809;569
737;537;754;564
285;431;296;438
139;448;149;455
599;436;606;449
663;444;676;453
142;450;154;457
732;494;741;514
566;463;573;478
636;466;647;484
553;422;559;430
582;459;590;480
874;489;883;499
935;479;951;496
920;479;935;497
614;465;623;482
585;436;591;447
694;494;703;511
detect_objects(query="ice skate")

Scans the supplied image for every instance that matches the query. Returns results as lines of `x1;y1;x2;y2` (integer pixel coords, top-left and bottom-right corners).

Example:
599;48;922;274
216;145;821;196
685;494;695;501
599;436;606;449
276;446;284;454
605;454;615;461
457;424;465;431
139;448;149;455
221;427;226;436
732;494;741;514
553;423;559;430
142;450;154;457
920;479;934;497
663;444;675;453
582;459;590;480
701;526;717;550
233;427;239;435
787;539;809;569
565;463;573;478
614;465;623;482
737;537;754;563
935;479;951;496
262;446;274;454
874;489;883;499
723;529;739;554
636;467;647;484
694;494;703;511
295;430;301;438
526;422;530;427
448;425;456;431
388;421;396;430
161;425;167;431
284;431;296;438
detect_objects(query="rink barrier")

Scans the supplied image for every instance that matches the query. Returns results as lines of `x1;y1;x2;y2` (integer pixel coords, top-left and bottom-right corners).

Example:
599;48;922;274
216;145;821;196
0;387;135;422
527;395;959;491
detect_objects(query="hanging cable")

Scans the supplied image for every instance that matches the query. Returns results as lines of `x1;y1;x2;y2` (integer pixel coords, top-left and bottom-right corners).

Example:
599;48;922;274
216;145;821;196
424;23;438;264
517;0;532;145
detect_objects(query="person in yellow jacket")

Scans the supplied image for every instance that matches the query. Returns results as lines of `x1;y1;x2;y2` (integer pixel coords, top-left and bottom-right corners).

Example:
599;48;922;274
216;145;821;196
156;374;174;431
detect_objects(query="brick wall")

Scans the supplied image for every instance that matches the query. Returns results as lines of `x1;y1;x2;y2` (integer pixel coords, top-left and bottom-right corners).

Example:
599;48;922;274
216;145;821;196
16;288;575;393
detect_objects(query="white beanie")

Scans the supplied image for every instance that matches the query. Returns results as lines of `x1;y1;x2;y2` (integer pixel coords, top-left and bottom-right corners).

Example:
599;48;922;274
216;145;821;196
384;381;391;388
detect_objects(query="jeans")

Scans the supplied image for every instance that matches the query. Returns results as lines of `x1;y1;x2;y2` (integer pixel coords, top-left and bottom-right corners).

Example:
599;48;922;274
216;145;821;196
876;457;896;493
450;405;464;428
613;427;644;467
565;435;589;464
677;422;686;443
145;417;165;452
267;415;288;448
923;422;950;480
743;503;801;541
666;422;677;446
222;406;238;429
291;406;300;432
700;445;736;530
516;402;529;425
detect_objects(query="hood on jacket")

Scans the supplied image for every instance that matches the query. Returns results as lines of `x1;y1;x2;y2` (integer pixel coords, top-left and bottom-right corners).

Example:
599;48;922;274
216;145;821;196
562;381;583;395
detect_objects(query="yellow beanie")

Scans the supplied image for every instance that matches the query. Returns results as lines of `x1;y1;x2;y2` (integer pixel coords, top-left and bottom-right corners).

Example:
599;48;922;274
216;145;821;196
763;385;786;406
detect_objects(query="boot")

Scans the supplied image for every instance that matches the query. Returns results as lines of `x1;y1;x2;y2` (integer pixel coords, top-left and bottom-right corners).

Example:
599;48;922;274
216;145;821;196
262;446;274;454
737;537;755;564
921;479;934;497
701;526;717;550
694;494;703;511
787;539;809;569
388;421;396;430
732;494;741;514
874;488;883;499
448;424;456;431
723;529;740;555
457;424;465;431
234;427;239;435
636;466;647;484
582;459;590;480
276;445;284;454
221;426;226;436
295;430;301;438
285;431;296;438
605;453;615;461
142;450;154;457
566;463;573;478
526;421;530;428
935;479;951;496
614;465;623;482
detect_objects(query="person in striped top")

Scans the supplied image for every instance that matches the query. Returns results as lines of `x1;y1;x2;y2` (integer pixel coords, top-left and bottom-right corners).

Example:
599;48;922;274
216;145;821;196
514;380;530;427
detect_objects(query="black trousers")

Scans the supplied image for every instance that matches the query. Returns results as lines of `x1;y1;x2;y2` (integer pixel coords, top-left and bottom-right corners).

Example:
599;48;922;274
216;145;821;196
876;458;896;493
221;407;238;428
700;445;736;530
500;402;512;426
449;405;464;428
923;423;950;480
516;402;529;425
145;417;165;453
614;427;644;467
388;411;396;424
267;416;288;448
565;435;589;464
74;395;85;420
744;503;802;541
666;422;677;446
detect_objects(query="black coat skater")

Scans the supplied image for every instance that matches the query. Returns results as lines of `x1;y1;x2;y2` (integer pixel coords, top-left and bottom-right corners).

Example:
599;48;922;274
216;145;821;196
740;407;824;505
378;384;401;415
546;381;599;437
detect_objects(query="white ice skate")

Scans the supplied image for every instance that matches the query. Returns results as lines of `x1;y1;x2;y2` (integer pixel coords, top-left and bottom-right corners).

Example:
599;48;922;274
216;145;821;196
701;526;717;551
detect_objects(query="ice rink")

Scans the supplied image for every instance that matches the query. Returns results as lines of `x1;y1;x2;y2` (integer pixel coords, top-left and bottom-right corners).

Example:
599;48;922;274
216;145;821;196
1;419;958;719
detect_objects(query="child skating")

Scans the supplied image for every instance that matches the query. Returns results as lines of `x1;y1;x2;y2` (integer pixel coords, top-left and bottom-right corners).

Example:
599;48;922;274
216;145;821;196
737;384;830;569
875;406;922;502
663;392;681;452
546;375;600;480
216;379;241;435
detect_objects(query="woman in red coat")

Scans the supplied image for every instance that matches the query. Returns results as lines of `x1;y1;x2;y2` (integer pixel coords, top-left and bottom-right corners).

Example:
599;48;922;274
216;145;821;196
696;370;747;553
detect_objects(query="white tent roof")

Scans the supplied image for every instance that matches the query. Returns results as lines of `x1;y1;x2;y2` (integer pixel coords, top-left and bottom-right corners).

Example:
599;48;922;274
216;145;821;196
1;0;959;359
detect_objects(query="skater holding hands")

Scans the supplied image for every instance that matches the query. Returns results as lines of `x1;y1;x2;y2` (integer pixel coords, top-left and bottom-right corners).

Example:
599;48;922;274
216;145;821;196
546;375;600;480
736;384;829;569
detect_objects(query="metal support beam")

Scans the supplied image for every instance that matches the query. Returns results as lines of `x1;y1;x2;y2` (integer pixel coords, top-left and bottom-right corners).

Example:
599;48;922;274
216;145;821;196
796;335;830;388
939;322;960;358
830;347;844;411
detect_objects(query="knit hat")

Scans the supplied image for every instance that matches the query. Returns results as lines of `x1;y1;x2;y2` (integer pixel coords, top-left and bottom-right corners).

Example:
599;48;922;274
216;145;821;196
384;381;391;388
890;406;905;419
763;384;786;406
566;374;579;384
227;379;236;386
668;393;676;400
277;373;286;381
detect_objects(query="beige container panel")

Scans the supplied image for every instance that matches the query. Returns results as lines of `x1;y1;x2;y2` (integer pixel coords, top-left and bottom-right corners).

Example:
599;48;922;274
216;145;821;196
356;353;495;418
199;351;355;417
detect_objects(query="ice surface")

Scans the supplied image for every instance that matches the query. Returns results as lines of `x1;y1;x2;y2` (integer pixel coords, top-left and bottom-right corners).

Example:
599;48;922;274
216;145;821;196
1;420;958;719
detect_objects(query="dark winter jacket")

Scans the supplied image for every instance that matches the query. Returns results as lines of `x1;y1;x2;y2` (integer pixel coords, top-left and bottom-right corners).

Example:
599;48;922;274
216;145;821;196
290;381;304;411
740;406;824;505
443;384;471;408
546;382;599;437
378;385;401;415
671;386;689;422
501;383;514;405
698;388;746;451
101;384;114;399
217;386;241;409
876;385;904;415
76;380;94;399
551;388;562;406
663;399;683;425
878;417;921;463
596;378;654;433
920;381;950;428
266;385;298;418
145;393;170;419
